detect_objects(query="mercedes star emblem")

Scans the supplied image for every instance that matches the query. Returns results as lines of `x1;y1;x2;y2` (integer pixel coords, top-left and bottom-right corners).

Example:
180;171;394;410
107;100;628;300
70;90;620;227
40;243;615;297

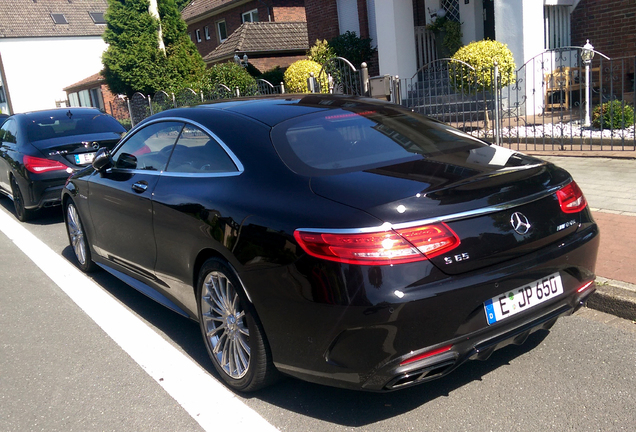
510;212;531;235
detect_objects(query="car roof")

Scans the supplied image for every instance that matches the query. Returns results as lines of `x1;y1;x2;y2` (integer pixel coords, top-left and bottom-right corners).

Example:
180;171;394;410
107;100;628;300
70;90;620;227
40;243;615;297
155;94;399;127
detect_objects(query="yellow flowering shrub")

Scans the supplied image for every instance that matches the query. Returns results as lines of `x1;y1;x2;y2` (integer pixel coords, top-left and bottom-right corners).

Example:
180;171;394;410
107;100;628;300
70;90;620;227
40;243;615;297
283;59;329;93
450;40;516;93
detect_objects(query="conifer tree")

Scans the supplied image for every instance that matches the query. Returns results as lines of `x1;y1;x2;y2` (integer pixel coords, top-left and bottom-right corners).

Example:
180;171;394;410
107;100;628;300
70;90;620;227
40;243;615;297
102;0;205;97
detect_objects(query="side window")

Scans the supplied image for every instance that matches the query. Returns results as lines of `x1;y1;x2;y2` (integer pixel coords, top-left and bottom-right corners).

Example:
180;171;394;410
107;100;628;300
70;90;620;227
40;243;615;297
113;121;183;171
0;119;17;144
165;124;237;174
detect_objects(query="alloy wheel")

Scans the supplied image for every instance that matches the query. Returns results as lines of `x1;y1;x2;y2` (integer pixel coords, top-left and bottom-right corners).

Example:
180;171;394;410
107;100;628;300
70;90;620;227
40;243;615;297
66;203;87;266
200;270;250;379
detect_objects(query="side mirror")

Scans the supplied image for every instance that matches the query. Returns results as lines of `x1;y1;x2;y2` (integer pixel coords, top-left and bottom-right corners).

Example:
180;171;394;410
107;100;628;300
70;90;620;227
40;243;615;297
92;147;113;172
116;153;137;170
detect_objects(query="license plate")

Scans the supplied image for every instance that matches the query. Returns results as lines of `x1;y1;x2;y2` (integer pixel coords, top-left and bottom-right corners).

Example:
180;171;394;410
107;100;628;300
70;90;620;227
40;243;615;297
75;152;95;165
484;272;564;325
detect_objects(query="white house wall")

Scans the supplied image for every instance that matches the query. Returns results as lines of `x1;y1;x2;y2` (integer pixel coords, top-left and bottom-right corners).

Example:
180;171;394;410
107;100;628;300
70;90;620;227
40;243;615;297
0;36;106;114
374;0;417;81
459;0;484;44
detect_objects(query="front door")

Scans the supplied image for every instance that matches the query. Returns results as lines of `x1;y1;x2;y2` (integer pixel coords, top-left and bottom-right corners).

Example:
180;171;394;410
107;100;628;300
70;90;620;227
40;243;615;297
484;0;495;40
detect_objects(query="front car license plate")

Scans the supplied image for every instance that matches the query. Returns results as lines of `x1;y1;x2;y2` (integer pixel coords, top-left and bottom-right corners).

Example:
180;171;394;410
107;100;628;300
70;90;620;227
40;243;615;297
75;152;95;165
484;272;564;325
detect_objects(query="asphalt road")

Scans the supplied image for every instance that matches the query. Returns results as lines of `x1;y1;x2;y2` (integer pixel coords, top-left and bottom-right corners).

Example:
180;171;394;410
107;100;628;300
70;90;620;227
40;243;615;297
1;199;635;432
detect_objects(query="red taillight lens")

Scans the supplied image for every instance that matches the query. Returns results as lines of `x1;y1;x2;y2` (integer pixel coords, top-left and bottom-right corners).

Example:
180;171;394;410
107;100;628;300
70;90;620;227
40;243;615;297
23;155;68;173
400;344;453;366
557;181;587;213
577;280;595;293
294;223;460;265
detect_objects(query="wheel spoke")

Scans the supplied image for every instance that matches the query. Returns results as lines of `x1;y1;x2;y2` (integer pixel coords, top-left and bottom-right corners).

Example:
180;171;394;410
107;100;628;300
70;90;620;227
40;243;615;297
200;269;251;380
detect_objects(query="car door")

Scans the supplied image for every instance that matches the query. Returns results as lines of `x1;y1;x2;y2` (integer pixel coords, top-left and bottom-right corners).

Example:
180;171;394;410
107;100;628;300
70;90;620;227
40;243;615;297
0;118;18;192
87;120;184;280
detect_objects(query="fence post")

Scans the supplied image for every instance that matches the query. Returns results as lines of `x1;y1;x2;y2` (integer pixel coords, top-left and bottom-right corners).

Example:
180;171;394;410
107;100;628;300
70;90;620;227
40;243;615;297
200;91;204;103
493;62;501;146
360;62;369;96
391;76;401;104
148;94;154;115
307;72;317;93
280;82;285;94
172;93;176;108
126;97;135;128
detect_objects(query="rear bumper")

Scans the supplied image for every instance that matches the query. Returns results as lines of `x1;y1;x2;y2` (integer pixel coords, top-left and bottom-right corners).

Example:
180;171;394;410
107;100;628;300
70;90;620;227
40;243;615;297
268;222;599;391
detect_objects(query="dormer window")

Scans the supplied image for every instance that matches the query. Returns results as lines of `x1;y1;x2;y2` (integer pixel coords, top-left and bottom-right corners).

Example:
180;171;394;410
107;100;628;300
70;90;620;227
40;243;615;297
89;12;106;24
51;13;68;24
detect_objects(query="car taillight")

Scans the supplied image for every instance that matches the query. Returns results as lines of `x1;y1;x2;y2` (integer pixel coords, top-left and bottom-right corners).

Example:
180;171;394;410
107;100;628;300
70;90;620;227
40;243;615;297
557;181;587;213
400;344;453;366
23;155;68;173
294;223;460;265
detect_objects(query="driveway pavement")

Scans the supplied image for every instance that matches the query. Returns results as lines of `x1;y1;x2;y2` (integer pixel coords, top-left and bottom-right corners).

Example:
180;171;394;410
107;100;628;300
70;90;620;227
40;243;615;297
530;153;636;321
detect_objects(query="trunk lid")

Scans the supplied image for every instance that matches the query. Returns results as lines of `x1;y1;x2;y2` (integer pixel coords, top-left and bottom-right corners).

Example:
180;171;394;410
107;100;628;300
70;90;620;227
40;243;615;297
310;147;580;275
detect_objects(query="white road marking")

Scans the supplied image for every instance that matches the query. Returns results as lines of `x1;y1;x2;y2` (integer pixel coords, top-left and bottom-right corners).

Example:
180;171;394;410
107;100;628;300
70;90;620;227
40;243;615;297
0;208;279;432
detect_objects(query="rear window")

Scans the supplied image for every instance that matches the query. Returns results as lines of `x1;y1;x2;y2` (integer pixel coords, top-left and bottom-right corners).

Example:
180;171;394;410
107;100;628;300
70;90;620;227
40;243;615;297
271;106;486;176
26;110;125;142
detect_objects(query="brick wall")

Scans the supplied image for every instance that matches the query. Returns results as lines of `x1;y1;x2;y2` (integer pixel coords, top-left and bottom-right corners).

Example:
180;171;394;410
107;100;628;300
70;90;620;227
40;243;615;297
250;54;307;74
102;85;129;121
571;0;636;59
305;0;340;45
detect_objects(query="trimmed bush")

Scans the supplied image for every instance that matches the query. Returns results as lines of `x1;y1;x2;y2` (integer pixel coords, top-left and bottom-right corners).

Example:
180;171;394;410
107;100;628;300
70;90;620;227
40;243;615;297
450;40;516;93
204;62;256;95
283;59;328;93
592;100;635;129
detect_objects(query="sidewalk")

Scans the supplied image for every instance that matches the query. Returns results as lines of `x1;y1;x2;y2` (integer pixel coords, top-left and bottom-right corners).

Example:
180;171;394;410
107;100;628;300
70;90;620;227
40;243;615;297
528;153;636;321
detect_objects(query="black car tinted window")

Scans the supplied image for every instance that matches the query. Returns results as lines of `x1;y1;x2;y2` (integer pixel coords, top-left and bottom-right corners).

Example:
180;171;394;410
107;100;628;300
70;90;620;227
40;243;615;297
26;110;125;142
0;118;17;144
113;122;183;171
271;107;485;176
165;124;237;174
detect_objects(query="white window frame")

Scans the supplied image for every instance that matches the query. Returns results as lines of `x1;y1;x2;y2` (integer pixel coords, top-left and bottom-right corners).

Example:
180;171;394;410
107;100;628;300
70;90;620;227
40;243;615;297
216;20;228;42
196;29;202;43
242;9;259;23
544;5;571;49
336;0;360;35
204;25;210;40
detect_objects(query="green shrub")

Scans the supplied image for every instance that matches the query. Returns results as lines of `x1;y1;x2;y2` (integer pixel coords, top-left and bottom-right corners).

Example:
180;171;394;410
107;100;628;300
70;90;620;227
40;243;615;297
283;59;328;93
328;31;376;68
450;40;516;93
307;39;336;66
204;62;256;95
258;66;286;86
426;17;463;57
592;100;635;129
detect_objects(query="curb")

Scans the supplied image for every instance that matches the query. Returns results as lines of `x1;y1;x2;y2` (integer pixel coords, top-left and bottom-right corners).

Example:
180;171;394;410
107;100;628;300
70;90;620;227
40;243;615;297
587;277;636;322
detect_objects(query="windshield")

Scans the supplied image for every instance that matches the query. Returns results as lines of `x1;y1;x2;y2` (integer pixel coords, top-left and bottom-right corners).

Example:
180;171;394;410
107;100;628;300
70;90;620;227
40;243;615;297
26;110;124;142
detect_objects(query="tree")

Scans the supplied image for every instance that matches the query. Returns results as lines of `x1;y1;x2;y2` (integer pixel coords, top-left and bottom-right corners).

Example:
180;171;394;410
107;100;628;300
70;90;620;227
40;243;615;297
102;0;205;97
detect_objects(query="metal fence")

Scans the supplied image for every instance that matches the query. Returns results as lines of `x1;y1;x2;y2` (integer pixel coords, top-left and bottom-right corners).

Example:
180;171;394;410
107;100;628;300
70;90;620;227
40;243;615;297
399;47;635;152
122;48;635;151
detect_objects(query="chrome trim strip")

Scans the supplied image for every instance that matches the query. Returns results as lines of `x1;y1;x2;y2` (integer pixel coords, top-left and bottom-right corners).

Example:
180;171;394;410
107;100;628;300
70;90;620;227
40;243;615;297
297;183;567;234
114;116;244;174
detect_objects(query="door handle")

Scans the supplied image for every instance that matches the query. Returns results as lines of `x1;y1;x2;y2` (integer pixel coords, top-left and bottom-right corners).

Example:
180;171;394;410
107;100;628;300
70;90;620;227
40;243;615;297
132;181;148;193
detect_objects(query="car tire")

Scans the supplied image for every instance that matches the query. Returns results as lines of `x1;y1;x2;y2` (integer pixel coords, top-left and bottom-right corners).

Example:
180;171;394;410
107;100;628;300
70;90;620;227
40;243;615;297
197;258;278;392
10;177;34;222
65;200;97;273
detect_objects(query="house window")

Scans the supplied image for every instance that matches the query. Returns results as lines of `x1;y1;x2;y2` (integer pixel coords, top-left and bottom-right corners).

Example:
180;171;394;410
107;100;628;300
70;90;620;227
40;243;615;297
204;26;210;40
51;13;68;24
196;29;202;43
68;92;80;107
217;20;228;42
188;32;193;41
544;6;570;49
336;0;360;35
441;0;460;23
242;9;259;23
89;12;106;24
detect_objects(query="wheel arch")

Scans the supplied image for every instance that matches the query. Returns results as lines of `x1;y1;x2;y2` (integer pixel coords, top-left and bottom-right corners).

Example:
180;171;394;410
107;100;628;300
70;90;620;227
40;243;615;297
193;249;254;304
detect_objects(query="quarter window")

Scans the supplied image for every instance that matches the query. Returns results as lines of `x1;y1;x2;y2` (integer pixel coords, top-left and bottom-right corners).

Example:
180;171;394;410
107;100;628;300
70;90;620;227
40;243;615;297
113;122;183;171
166;124;237;174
